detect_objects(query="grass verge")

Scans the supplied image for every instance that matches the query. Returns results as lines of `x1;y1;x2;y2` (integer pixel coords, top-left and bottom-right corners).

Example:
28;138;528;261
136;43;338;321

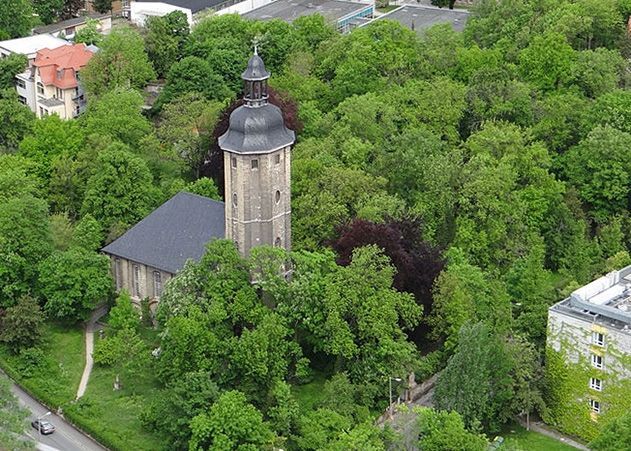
500;423;578;451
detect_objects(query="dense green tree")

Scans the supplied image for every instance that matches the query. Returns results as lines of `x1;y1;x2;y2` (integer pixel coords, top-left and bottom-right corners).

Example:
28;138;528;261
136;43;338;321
74;18;102;46
81;143;161;231
0;94;35;152
590;410;631;451
81;26;156;97
416;407;487;451
156;93;223;176
519;32;576;92
0;0;33;39
562;126;631;222
0;54;27;90
49;212;74;251
434;322;513;432
61;0;84;20
590;89;631;134
32;0;64;25
0;155;42;201
92;0;113;13
38;248;112;322
19;114;85;178
531;92;590;153
266;380;299;437
83;88;151;146
71;213;102;251
145;11;189;79
572;48;626;98
92;327;149;391
185;178;221;200
0;195;52;308
0;295;44;353
428;248;511;352
141;371;220;450
189;390;275;451
0;374;33;450
108;290;140;333
293;14;337;52
158;56;232;107
294;408;352;451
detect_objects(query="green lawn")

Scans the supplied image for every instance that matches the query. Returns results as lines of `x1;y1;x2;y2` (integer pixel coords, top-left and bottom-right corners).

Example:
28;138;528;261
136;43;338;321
0;322;84;406
500;423;579;451
292;371;328;413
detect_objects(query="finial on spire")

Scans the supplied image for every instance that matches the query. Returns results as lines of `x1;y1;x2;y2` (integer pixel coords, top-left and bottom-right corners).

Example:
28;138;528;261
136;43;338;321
252;36;261;56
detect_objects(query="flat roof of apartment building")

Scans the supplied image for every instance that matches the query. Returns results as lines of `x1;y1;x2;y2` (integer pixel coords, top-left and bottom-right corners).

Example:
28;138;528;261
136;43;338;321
373;4;469;34
243;0;371;24
0;34;68;59
551;265;631;331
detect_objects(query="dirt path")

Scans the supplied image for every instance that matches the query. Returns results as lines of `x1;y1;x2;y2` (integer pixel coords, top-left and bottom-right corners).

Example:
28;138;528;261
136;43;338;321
75;305;108;400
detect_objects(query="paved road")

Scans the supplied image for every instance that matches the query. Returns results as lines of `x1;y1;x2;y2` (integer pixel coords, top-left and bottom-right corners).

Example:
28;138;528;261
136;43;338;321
9;380;107;451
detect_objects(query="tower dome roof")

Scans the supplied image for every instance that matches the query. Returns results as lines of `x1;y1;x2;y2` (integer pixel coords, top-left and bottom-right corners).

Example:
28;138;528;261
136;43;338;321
219;103;295;154
242;53;270;81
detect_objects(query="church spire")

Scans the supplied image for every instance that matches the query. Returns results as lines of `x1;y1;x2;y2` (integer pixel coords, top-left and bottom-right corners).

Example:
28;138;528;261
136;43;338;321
241;49;270;108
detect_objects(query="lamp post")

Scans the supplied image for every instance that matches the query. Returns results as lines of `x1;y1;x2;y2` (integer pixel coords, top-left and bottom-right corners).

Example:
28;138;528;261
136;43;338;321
37;411;51;435
389;377;402;417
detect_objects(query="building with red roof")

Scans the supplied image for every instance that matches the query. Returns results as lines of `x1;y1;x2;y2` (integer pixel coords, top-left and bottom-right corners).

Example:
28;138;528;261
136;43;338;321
16;43;96;120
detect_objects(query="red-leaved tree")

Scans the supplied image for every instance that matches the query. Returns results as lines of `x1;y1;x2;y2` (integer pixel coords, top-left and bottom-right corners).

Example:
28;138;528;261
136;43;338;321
332;217;444;314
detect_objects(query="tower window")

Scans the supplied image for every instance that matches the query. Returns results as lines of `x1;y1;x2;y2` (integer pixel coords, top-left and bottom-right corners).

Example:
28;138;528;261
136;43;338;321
251;159;258;169
275;190;281;204
275;237;281;247
275;154;281;164
132;264;141;298
232;193;238;206
231;157;237;168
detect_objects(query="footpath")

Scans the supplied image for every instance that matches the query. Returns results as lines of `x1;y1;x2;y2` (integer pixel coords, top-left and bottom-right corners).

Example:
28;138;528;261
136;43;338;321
76;305;108;399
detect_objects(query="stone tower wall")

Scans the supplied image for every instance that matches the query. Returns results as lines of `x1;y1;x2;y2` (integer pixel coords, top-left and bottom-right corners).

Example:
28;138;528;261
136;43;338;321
224;146;291;256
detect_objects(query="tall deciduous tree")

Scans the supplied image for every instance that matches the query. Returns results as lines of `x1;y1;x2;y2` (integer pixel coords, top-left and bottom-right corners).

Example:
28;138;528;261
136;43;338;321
0;195;52;308
189;390;275;451
416;407;487;451
0;0;33;39
333;217;444;312
38;248;112;322
519;32;576;92
61;0;84;20
32;0;64;25
590;410;631;451
0;295;44;353
145;11;189;79
0;94;35;152
81;26;156;97
0;54;27;90
81;143;161;231
92;0;113;13
83;88;151;146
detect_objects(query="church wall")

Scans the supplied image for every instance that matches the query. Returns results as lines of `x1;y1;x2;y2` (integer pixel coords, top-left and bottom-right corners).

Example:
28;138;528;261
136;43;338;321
105;254;173;305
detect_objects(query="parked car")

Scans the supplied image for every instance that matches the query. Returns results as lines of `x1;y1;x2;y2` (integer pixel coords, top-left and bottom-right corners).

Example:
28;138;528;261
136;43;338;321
31;419;56;435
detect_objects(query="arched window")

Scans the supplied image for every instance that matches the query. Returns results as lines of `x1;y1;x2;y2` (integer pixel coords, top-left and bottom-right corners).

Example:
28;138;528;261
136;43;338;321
275;190;281;204
232;193;238;206
275;237;281;247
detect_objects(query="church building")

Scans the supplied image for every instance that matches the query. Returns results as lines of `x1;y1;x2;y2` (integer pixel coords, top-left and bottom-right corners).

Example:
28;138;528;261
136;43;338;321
102;51;295;305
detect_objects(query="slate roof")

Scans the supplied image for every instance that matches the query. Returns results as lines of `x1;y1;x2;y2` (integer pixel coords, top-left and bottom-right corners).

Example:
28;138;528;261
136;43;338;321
102;192;225;274
134;0;227;13
32;13;109;35
219;103;295;154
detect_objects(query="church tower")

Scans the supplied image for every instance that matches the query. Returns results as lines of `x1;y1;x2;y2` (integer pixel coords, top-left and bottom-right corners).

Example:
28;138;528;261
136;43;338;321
218;51;295;257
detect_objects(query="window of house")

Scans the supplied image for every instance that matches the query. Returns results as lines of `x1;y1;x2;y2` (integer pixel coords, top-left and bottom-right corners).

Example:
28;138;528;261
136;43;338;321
37;82;44;95
153;271;162;297
591;354;603;370
251;159;258;170
275;154;281;164
275;190;281;204
17;95;27;105
592;332;605;347
55;87;63;99
590;399;601;414
115;258;123;291
232;157;237;168
275;237;281;247
133;264;141;298
589;378;602;391
15;79;25;89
